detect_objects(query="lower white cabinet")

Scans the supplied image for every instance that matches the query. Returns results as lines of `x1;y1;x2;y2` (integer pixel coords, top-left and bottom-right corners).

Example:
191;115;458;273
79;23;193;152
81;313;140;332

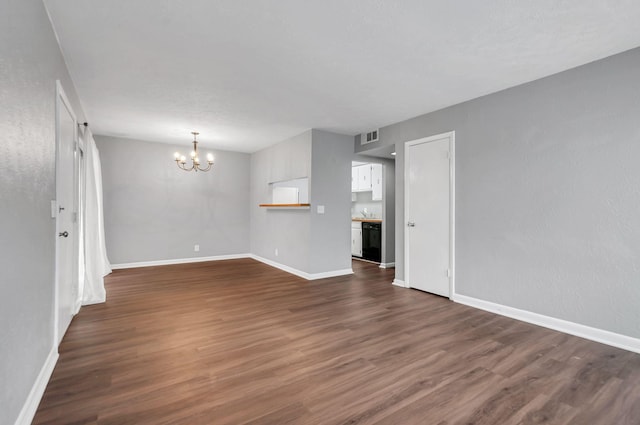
351;222;362;257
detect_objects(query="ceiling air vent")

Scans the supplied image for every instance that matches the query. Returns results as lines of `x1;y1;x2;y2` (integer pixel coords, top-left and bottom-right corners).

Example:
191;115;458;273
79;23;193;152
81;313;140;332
361;129;379;145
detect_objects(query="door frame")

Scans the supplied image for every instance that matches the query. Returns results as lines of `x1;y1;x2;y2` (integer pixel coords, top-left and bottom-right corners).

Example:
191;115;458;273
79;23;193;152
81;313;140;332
74;129;86;312
54;80;79;345
403;131;455;298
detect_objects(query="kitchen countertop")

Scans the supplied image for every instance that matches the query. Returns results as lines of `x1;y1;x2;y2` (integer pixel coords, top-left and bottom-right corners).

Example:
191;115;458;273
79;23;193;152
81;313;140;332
352;218;382;223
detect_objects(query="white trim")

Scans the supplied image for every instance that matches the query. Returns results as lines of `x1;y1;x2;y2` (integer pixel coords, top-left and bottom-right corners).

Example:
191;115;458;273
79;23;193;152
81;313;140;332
250;255;353;280
111;254;353;281
110;254;251;269
305;268;353;280
404;131;455;298
450;132;456;297
453;294;640;354
14;348;59;425
392;279;407;288
352;257;380;265
308;268;354;280
379;262;396;269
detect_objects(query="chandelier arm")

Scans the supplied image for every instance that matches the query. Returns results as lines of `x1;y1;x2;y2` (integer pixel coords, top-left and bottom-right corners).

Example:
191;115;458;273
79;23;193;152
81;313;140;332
196;163;212;172
177;161;194;171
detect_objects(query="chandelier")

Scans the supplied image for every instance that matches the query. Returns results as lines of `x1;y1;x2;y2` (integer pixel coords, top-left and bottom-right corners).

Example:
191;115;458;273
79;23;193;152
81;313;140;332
173;132;214;172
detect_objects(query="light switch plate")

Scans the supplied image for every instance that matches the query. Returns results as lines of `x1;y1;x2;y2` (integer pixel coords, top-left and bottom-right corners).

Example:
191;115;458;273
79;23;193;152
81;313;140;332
317;205;325;214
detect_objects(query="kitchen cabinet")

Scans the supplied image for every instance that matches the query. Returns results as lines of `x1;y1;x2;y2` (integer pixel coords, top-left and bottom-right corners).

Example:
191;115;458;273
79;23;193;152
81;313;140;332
352;164;375;192
371;163;382;200
351;167;358;191
351;221;362;257
357;164;371;191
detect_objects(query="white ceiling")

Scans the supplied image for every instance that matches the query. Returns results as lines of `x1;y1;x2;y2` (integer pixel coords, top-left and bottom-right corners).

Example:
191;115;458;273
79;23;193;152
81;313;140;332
44;0;640;153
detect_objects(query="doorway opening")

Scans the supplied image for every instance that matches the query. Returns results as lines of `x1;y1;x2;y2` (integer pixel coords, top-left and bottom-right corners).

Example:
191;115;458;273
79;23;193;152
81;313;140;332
349;147;396;274
351;161;382;263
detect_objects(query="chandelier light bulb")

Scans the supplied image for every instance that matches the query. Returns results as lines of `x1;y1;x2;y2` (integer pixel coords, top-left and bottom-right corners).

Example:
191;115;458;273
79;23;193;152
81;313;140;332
190;150;196;158
174;152;180;159
207;153;214;163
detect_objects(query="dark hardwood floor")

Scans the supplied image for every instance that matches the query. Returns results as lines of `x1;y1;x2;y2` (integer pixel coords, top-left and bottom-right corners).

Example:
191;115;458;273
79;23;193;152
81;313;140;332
34;259;640;424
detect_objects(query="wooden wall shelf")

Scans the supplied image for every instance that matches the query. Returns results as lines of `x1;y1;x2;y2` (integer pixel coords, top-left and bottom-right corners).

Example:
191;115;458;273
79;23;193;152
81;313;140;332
259;203;311;209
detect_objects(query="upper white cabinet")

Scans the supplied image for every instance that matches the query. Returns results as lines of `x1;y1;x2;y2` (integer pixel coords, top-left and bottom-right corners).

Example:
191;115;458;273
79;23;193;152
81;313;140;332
371;163;382;200
357;164;371;191
351;167;358;191
352;163;382;198
352;164;372;192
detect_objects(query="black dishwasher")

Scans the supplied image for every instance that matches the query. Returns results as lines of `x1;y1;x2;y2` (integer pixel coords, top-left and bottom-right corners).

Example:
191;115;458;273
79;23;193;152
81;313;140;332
362;222;381;262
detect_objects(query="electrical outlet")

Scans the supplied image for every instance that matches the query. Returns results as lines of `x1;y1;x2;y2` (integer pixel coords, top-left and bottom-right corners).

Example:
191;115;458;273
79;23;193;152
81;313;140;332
275;248;279;256
194;244;200;252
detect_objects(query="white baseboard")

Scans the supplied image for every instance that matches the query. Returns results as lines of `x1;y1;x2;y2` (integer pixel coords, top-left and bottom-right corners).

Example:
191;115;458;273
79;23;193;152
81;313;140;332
379;262;396;269
453;294;640;354
309;268;354;280
15;347;58;425
111;253;353;281
392;278;407;288
249;255;353;281
111;253;251;269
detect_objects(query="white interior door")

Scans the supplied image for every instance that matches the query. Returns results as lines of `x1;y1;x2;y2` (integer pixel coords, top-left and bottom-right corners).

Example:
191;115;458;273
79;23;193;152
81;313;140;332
405;132;454;297
55;81;79;345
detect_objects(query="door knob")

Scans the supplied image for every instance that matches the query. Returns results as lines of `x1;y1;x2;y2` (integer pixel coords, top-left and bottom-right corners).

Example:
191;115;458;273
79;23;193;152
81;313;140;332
407;222;415;227
59;231;69;238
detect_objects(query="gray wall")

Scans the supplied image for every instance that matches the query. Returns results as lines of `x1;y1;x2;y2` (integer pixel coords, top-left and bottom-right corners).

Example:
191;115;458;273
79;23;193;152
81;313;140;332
250;129;354;275
0;0;87;423
96;136;250;264
309;130;353;274
358;47;640;338
250;130;313;271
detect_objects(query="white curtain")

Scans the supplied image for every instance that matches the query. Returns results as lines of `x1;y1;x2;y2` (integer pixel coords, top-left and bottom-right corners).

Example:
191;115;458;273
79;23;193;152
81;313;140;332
82;130;111;305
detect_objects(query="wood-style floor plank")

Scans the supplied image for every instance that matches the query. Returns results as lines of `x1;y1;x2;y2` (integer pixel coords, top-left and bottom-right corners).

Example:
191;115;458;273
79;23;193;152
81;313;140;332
33;259;640;424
